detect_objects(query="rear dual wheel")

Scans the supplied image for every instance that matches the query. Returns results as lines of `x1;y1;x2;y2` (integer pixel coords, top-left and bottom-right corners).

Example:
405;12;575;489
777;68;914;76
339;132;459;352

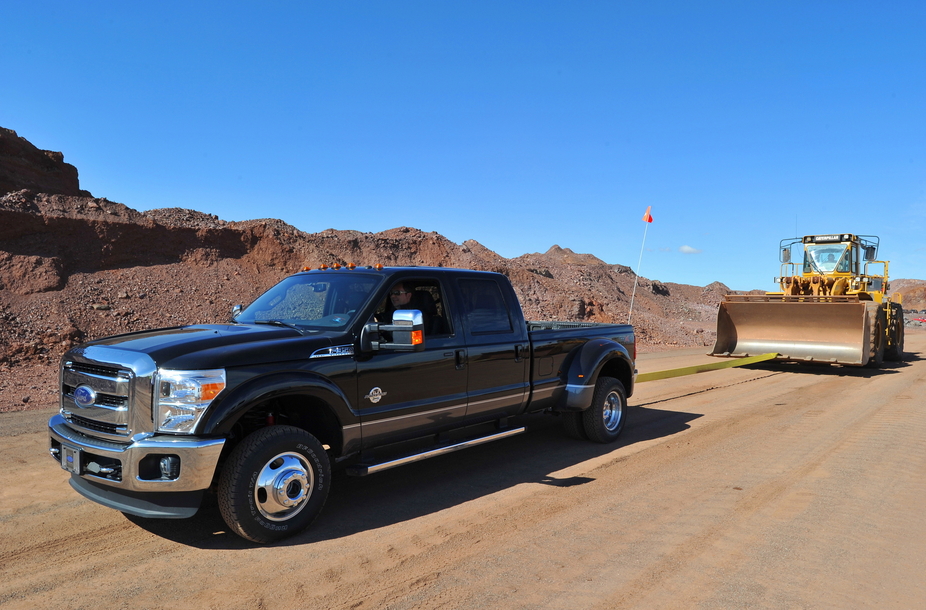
560;376;627;443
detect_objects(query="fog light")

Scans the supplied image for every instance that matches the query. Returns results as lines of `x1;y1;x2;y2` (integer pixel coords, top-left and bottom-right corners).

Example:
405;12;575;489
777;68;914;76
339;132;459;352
159;456;180;480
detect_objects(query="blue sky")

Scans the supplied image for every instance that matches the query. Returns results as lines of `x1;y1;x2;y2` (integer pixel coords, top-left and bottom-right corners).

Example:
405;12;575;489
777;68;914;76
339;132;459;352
3;2;924;290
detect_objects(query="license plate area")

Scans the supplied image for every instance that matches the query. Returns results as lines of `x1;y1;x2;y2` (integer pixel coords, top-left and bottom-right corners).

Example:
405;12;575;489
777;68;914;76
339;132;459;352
60;444;82;474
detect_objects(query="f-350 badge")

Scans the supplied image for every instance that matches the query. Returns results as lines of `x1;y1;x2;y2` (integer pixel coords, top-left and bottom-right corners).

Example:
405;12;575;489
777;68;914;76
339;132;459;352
364;387;387;404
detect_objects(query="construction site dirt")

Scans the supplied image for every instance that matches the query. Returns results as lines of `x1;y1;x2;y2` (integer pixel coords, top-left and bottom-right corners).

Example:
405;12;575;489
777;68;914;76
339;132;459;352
2;330;924;609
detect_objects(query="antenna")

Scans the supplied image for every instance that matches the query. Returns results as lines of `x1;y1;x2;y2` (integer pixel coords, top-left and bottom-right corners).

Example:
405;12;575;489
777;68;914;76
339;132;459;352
628;206;653;324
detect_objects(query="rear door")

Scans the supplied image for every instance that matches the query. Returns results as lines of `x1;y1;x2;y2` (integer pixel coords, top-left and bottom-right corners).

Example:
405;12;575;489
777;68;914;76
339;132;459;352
454;276;529;424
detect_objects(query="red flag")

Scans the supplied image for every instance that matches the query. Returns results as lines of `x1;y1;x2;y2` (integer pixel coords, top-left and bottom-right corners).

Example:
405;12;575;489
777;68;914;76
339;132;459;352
642;206;654;223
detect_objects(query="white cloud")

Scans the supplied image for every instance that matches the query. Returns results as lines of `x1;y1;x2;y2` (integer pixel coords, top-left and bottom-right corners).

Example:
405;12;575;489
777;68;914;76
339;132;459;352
679;245;702;254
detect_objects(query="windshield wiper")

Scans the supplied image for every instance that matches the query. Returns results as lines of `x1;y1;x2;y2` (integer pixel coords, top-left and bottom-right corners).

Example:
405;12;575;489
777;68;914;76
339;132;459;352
253;319;305;333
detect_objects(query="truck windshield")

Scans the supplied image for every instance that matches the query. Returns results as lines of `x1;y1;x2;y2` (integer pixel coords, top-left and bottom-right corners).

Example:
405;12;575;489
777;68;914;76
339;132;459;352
803;245;850;274
235;273;383;330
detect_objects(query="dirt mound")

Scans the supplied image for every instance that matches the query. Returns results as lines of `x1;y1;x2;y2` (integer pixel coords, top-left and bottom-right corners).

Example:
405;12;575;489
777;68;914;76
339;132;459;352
892;279;926;311
0;128;749;411
0;128;90;198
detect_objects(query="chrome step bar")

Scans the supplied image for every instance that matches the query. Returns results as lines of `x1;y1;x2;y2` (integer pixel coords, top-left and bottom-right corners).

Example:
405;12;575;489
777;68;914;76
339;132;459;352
346;427;526;476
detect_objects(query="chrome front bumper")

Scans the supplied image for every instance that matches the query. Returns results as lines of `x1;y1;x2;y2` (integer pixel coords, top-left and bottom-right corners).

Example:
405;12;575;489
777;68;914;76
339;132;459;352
49;414;225;493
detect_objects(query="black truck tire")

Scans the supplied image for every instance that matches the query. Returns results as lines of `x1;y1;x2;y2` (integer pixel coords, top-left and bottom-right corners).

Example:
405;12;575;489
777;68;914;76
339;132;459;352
218;425;330;544
581;376;627;444
561;411;588;440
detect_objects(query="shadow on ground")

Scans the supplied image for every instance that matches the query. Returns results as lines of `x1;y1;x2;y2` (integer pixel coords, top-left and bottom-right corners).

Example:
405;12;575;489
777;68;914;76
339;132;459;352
125;403;702;550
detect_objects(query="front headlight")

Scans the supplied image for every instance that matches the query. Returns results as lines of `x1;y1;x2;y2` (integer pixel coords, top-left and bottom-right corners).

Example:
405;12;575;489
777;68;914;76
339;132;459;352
156;369;226;434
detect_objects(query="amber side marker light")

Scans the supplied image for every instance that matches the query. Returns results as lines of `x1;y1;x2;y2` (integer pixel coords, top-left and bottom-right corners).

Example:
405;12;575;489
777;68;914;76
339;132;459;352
411;330;424;345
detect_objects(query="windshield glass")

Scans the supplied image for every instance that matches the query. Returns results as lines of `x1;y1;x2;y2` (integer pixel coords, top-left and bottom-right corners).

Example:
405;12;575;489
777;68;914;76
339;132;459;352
235;273;383;330
803;245;850;274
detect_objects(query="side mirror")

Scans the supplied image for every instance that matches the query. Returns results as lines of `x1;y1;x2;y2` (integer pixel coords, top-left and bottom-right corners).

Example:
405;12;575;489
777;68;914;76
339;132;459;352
864;246;877;261
231;304;243;320
360;310;426;352
780;247;791;263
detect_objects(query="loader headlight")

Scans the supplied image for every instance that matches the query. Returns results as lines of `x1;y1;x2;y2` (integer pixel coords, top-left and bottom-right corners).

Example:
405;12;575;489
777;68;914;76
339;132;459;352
155;369;226;434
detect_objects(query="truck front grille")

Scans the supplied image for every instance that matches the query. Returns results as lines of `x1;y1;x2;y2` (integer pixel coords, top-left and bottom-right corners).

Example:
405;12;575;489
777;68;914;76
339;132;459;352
61;361;134;438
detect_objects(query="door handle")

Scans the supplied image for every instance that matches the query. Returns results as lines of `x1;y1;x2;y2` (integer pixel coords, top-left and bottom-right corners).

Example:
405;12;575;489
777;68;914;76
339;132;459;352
514;344;526;362
455;349;467;370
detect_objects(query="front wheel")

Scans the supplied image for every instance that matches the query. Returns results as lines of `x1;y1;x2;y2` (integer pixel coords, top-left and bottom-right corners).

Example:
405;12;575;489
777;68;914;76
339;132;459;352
581;376;627;443
865;306;886;369
218;425;330;543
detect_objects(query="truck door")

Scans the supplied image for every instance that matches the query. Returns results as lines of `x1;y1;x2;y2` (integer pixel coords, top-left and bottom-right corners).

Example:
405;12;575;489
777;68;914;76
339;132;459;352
455;277;529;424
356;278;467;448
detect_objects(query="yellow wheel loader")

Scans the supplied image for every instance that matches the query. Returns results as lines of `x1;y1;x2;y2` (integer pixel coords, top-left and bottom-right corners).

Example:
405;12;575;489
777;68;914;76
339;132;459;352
709;234;904;367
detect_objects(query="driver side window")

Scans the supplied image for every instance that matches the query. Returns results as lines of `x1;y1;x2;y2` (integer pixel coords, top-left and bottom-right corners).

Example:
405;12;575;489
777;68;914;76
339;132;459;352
374;280;451;336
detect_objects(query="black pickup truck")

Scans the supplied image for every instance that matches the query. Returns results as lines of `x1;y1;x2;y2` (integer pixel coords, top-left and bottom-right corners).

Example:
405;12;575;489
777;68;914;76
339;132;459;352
49;266;636;542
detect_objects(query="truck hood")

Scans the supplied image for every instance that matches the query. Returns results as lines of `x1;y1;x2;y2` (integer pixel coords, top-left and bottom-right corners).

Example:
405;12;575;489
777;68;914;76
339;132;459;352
77;324;349;370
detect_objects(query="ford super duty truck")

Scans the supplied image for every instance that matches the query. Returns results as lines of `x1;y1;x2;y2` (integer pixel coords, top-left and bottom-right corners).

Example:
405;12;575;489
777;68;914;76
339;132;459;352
50;266;636;542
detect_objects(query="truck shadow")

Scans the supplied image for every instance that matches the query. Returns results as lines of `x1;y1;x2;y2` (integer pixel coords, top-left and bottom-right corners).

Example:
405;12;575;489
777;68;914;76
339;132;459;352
124;405;702;549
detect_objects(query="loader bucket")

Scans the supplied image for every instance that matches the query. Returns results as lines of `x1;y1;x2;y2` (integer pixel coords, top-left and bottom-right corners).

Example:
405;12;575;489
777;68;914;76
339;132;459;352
709;295;871;366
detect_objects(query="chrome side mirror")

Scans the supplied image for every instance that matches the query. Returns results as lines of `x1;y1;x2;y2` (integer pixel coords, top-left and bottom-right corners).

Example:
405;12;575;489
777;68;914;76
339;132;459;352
360;310;426;352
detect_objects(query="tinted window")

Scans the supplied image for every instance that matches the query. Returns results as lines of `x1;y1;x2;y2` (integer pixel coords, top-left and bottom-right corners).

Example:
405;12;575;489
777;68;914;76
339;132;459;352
458;279;513;334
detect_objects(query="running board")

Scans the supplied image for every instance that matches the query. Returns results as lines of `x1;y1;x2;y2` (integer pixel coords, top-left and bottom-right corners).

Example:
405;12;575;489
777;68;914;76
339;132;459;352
346;427;526;476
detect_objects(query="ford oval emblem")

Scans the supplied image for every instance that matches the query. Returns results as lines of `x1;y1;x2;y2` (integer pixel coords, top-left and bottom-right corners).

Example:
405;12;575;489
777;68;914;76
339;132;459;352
73;385;97;408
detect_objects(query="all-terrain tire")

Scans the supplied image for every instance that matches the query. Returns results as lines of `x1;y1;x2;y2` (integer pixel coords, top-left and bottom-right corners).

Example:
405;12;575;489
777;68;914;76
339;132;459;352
561;411;588;440
218;425;330;544
581;376;627;444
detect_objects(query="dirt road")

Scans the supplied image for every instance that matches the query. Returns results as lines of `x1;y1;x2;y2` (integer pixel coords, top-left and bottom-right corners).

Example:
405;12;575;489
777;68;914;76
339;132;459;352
2;332;924;609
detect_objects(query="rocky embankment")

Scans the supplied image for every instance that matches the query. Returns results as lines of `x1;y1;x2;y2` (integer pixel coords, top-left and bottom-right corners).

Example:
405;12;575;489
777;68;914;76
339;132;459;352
1;126;922;412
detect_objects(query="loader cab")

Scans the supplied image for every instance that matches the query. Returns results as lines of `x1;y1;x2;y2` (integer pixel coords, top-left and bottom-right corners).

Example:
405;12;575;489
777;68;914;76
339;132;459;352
795;234;879;277
803;243;853;275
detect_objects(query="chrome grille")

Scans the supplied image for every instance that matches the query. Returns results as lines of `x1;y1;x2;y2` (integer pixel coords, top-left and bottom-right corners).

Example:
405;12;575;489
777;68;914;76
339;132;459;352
67;414;126;436
59;347;157;441
61;360;133;438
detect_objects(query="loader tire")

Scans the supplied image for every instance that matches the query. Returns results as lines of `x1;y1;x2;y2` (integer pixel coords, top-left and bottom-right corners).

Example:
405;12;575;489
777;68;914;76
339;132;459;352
884;303;905;362
865;306;886;369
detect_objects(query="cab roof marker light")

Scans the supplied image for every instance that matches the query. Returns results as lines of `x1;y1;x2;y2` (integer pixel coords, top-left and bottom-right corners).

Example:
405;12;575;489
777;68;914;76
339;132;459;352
332;263;341;270
319;264;328;270
374;264;384;270
347;263;356;270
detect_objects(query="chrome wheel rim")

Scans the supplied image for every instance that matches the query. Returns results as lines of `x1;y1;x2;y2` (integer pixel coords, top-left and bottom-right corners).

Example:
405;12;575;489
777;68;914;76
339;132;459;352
602;391;623;431
254;451;313;522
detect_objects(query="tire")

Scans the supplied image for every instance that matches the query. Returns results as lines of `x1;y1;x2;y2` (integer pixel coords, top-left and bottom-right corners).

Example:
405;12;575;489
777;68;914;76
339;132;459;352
885;303;905;361
581;376;627;444
218;425;330;544
865;306;886;369
561;411;588;440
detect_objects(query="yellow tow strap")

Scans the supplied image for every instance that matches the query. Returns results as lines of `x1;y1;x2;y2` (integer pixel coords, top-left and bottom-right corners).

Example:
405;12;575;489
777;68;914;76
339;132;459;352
636;353;779;383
